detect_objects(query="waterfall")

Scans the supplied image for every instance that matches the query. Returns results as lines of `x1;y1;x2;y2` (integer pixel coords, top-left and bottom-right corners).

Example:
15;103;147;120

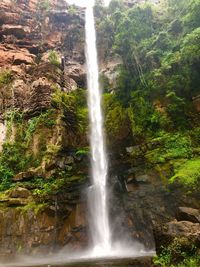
65;0;153;260
85;2;111;255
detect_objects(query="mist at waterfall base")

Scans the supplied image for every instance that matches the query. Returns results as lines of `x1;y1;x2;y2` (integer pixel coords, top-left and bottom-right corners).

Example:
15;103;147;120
0;3;155;266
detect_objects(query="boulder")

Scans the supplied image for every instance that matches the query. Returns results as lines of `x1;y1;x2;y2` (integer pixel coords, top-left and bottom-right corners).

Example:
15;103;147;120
177;207;200;223
154;220;200;253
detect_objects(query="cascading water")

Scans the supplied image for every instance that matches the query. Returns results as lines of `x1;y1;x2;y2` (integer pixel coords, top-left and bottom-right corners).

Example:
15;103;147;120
64;0;154;260
85;1;112;256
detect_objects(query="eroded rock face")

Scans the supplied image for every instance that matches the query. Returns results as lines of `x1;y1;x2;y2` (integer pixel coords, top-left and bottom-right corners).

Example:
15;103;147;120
0;203;87;255
25;77;53;116
7;187;31;199
0;45;35;67
0;183;87;256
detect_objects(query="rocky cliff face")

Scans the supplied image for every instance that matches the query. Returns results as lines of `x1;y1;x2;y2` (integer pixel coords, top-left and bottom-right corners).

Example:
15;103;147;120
0;0;90;256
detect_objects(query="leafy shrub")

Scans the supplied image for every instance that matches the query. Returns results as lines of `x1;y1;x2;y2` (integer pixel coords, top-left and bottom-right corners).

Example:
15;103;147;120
153;239;199;267
48;50;60;67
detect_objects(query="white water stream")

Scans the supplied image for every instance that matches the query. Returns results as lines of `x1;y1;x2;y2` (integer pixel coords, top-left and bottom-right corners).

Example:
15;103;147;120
85;2;111;256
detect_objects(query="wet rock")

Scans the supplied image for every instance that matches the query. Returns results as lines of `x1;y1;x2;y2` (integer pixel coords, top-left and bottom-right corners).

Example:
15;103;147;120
100;58;122;90
0;199;87;255
135;174;150;183
65;62;86;87
6;198;29;207
7;187;31;199
177;207;200;223
12;170;39;181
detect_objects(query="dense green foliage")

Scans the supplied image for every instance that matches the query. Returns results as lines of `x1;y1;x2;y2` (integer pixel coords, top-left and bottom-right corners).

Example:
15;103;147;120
0;87;88;193
98;0;200;189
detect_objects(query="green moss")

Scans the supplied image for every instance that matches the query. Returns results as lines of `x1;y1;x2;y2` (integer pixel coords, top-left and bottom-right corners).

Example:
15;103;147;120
18;202;48;215
170;158;200;187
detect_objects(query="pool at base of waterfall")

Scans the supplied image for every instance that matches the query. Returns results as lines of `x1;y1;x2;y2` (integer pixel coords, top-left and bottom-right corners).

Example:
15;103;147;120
0;256;154;267
38;257;153;267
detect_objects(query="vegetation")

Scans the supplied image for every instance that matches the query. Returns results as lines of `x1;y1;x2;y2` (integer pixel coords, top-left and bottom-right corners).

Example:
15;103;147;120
96;0;200;190
0;71;12;88
48;50;61;67
170;158;200;187
153;239;200;267
36;0;50;12
52;88;88;134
